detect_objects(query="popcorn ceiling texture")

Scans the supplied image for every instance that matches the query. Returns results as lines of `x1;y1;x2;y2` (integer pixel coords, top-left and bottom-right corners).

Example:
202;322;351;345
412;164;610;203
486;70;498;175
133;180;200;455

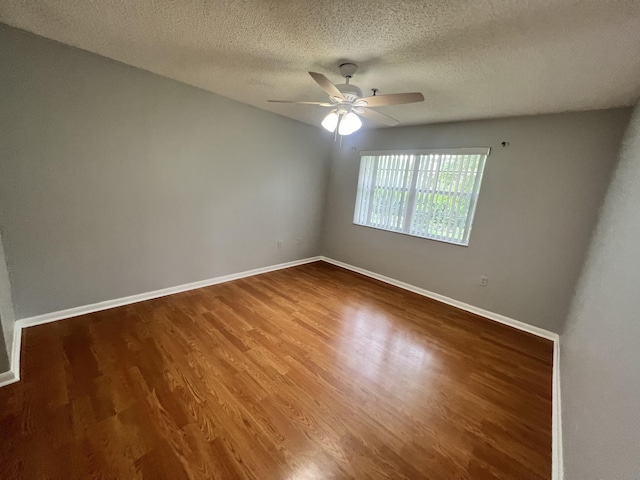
1;0;640;127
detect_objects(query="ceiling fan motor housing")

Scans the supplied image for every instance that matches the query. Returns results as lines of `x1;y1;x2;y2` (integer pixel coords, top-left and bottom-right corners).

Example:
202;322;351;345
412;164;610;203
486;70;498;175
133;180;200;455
336;83;363;102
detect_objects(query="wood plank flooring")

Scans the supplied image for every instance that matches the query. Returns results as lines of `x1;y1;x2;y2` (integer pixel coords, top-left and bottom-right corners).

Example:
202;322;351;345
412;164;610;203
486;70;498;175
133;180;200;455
0;261;553;479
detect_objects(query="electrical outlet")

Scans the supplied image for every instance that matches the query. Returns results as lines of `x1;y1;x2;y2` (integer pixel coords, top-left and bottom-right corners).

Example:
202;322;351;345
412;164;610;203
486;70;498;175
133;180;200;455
480;276;488;287
277;240;283;248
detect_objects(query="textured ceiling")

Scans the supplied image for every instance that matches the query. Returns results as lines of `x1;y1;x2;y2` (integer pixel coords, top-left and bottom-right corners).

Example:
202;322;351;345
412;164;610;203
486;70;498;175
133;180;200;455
2;1;640;128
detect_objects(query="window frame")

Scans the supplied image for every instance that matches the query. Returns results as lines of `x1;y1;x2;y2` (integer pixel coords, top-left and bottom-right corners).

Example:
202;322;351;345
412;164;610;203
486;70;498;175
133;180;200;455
353;147;490;247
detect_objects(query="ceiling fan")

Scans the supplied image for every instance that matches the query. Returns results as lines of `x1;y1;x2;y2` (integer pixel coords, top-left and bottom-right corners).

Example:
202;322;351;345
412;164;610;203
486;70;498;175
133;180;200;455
268;63;424;137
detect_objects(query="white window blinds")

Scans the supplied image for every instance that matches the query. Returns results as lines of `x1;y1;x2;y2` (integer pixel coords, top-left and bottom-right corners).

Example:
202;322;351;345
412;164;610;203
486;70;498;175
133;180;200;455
353;148;489;246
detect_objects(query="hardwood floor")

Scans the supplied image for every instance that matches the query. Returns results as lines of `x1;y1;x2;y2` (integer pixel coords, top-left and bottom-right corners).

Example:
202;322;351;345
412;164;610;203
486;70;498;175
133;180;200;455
0;261;553;479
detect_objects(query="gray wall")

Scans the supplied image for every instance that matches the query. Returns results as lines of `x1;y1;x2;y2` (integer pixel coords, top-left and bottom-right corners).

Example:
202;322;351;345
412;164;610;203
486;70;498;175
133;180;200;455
0;323;7;373
0;232;15;371
0;324;6;372
321;110;631;332
561;103;640;478
0;25;331;320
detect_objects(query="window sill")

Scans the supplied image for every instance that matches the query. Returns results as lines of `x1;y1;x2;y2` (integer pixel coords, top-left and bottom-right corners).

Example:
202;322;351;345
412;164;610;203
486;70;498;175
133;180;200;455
352;222;470;247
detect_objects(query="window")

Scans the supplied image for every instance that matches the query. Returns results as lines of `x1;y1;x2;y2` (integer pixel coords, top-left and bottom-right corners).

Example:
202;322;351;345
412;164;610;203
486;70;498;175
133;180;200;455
353;148;489;246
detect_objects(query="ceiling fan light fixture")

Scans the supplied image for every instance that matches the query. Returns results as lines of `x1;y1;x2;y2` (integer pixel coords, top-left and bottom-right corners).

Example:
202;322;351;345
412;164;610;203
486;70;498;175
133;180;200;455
270;66;421;138
338;111;362;136
321;111;339;132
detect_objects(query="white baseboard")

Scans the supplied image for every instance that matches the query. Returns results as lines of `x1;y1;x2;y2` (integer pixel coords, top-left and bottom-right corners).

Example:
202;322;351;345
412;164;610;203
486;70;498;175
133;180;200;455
1;256;322;387
19;256;322;329
552;340;564;480
319;255;562;479
0;254;563;478
0;323;22;387
319;256;559;341
0;370;18;387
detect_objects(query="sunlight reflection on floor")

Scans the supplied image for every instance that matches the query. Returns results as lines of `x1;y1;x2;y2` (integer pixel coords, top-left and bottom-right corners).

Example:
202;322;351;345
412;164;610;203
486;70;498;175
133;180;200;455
337;304;434;401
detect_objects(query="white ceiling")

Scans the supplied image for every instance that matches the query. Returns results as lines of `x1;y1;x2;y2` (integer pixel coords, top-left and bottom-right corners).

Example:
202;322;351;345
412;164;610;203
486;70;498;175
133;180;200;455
2;1;640;128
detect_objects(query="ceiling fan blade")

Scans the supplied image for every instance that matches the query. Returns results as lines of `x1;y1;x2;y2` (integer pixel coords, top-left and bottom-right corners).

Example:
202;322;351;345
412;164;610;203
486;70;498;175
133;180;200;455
309;72;344;100
357;108;400;126
358;92;424;107
268;100;333;106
